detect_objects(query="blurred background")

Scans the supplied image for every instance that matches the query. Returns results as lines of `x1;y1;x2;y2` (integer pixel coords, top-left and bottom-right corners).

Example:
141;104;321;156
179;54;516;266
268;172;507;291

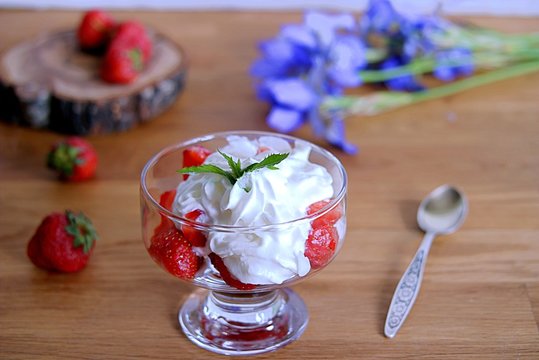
1;0;539;16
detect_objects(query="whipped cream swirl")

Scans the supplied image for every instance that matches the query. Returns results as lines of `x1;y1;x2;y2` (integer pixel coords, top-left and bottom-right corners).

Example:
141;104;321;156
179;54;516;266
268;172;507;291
173;135;334;284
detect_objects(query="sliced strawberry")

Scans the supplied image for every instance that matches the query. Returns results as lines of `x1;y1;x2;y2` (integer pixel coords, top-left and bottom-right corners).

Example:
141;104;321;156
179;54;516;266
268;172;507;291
209;253;256;290
155;189;176;233
304;225;338;269
182;209;207;247
149;228;200;280
159;189;176;210
182;145;212;180
307;200;343;228
256;146;271;154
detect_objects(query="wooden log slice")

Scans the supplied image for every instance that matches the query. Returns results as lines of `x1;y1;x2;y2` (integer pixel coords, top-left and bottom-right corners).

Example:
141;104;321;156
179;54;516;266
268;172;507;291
0;29;187;135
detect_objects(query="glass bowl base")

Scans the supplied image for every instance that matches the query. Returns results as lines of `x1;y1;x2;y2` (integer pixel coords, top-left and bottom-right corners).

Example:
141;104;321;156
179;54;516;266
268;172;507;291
179;288;309;356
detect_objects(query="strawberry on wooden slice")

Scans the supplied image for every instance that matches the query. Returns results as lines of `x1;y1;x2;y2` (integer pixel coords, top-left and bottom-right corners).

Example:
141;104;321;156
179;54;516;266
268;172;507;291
307;199;343;228
182;145;212;180
182;209;207;247
111;21;153;63
209;253;256;290
149;228;201;280
304;225;338;270
30;211;98;273
47;137;98;182
77;9;115;52
101;44;143;84
155;189;177;234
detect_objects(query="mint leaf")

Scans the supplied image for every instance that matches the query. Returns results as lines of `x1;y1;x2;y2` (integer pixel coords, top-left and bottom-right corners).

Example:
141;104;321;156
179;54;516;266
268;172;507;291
178;164;236;185
218;150;242;179
243;153;289;173
178;150;289;190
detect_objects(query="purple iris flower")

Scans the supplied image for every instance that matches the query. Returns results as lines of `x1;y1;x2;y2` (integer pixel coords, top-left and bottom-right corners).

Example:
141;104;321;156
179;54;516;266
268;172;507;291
381;57;425;92
262;78;317;132
360;0;408;56
434;48;474;81
251;11;366;154
360;0;403;36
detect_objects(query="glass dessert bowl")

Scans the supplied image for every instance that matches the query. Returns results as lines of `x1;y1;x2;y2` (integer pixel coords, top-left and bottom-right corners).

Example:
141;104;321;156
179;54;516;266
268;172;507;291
140;131;347;355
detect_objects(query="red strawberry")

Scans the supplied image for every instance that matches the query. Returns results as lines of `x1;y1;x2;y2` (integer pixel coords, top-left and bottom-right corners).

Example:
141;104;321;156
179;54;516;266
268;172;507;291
28;211;98;272
304;225;338;269
47;137;98;182
27;232;54;271
149;228;201;280
256;146;270;154
77;10;115;51
182;209;207;247
101;44;142;84
111;21;153;63
307;200;343;228
182;145;212;180
209;253;256;290
155;189;177;233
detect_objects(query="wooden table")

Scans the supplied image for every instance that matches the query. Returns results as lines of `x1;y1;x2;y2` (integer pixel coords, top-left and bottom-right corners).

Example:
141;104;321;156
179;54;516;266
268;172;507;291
1;10;538;359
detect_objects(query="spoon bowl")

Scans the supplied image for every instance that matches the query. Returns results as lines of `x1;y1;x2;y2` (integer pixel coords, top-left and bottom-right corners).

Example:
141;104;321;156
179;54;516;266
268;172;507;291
418;185;468;235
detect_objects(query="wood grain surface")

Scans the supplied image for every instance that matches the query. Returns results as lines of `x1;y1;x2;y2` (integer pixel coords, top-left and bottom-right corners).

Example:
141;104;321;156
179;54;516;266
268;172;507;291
1;10;539;360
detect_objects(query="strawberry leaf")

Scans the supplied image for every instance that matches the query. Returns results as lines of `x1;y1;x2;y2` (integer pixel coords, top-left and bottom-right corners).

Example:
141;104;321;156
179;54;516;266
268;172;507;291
65;210;98;254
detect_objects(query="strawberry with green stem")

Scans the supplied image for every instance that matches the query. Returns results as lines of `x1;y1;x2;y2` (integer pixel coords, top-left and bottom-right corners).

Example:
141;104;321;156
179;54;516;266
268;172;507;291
101;21;153;84
27;211;98;273
47;137;98;182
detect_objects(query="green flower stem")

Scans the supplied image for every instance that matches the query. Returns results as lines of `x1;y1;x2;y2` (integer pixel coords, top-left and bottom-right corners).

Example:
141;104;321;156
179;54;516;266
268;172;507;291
325;61;539;117
359;49;539;83
409;61;539;102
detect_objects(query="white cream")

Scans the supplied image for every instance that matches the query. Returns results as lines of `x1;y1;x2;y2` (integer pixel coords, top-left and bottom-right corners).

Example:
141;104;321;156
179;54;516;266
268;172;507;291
173;135;334;285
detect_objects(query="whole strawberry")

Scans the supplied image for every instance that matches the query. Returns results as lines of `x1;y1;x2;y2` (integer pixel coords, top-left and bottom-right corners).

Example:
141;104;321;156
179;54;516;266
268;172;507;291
112;21;153;62
101;43;143;84
101;21;153;84
47;137;98;182
77;9;115;52
27;211;98;272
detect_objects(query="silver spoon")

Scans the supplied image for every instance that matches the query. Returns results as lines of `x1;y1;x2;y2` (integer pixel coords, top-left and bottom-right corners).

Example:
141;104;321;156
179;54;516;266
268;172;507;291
384;184;468;338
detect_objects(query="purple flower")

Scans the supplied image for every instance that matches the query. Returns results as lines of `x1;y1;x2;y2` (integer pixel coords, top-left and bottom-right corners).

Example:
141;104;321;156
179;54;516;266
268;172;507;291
261;78;317;132
381;57;425;92
361;0;403;36
360;0;408;55
251;11;365;154
251;38;312;78
305;11;355;47
434;48;474;81
325;115;358;154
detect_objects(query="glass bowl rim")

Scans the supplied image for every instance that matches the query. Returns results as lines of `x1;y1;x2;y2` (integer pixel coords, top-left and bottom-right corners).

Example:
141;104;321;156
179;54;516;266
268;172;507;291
140;130;348;232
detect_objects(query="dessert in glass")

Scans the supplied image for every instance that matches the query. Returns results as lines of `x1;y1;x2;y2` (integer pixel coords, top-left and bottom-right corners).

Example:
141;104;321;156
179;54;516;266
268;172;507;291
140;131;347;355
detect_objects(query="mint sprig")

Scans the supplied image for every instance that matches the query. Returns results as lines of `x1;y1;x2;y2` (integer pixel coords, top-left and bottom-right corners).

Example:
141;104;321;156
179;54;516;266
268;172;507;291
178;150;289;189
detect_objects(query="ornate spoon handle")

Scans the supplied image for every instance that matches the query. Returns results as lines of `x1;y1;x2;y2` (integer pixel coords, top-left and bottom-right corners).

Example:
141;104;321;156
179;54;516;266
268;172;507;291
384;232;435;338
